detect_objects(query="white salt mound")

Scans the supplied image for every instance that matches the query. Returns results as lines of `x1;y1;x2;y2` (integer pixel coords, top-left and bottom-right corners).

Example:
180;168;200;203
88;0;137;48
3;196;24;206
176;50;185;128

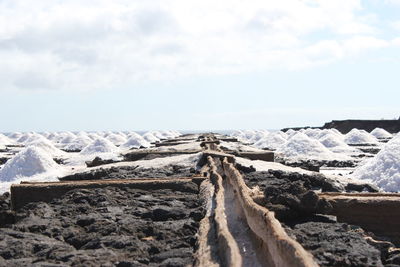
344;129;378;145
316;129;344;140
303;128;322;139
27;139;65;157
370;128;393;139
248;131;269;143
0;146;59;182
159;130;175;139
319;133;358;154
0;134;15;146
7;132;23;140
142;132;160;143
80;138;119;155
106;133;127;146
277;132;348;160
150;131;166;140
352;137;400;192
254;133;286;150
126;132;144;140
63;136;93;151
120;136;151;149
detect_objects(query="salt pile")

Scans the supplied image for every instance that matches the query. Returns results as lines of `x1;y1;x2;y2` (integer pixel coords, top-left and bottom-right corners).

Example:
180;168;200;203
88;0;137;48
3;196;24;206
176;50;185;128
106;133;127;146
63;136;93;151
303;128;322;139
159;130;175;139
142;132;160;143
315;129;344;140
344;129;378;145
248;131;269;143
319;133;358;154
150;131;166;140
120;136;151;149
231;130;271;143
27;139;66;157
16;133;35;143
352;136;400;192
17;133;51;145
87;133;102;140
126;132;144;140
276;132;349;160
7;132;23;140
0;146;59;182
284;129;297;138
370;128;393;139
254;132;287;150
55;132;76;144
0;134;15;146
80;138;119;155
46;132;60;142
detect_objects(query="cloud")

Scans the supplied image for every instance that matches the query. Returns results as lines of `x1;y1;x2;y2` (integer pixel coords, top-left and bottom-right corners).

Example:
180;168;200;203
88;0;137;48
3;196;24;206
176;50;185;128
0;0;395;91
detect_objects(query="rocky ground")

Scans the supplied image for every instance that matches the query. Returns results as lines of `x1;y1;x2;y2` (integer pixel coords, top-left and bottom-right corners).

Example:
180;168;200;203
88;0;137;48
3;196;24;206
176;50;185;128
0;185;206;266
60;165;198;181
239;168;399;267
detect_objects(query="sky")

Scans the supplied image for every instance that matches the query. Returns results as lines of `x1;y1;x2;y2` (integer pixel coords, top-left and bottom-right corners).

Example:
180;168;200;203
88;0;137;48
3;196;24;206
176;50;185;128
0;0;400;132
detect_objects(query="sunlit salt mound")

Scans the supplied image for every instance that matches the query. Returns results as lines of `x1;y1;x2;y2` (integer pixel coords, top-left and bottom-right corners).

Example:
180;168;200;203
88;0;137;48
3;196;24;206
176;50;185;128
319;133;358;154
126;132;143;140
55;132;76;144
344;129;378;145
7;132;23;140
370;128;393;139
106;133;127;146
63;136;93;151
316;129;344;140
277;132;348;160
120;136;151;149
254;132;286;150
27;139;66;157
159;130;176;139
248;131;269;143
80;138;119;155
142;132;160;143
87;132;102;140
303;128;322;139
46;132;60;142
0;146;59;182
352;138;400;192
0;134;16;146
149;131;166;140
284;129;297;138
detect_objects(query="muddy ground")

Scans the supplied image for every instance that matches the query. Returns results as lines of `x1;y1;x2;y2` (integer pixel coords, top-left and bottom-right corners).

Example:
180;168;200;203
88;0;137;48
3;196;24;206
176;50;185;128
0;184;206;266
239;169;397;267
60;165;198;181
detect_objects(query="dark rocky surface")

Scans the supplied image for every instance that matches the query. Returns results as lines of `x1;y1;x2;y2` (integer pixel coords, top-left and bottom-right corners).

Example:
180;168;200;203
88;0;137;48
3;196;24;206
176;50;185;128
85;156;118;167
242;170;339;221
0;192;14;227
0;186;205;266
284;220;384;267
241;170;396;266
0;157;9;165
276;158;357;172
60;165;197;181
281;119;400;134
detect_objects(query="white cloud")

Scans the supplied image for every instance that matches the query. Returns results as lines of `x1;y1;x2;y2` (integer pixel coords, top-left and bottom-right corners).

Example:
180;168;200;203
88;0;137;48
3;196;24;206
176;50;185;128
0;0;395;91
